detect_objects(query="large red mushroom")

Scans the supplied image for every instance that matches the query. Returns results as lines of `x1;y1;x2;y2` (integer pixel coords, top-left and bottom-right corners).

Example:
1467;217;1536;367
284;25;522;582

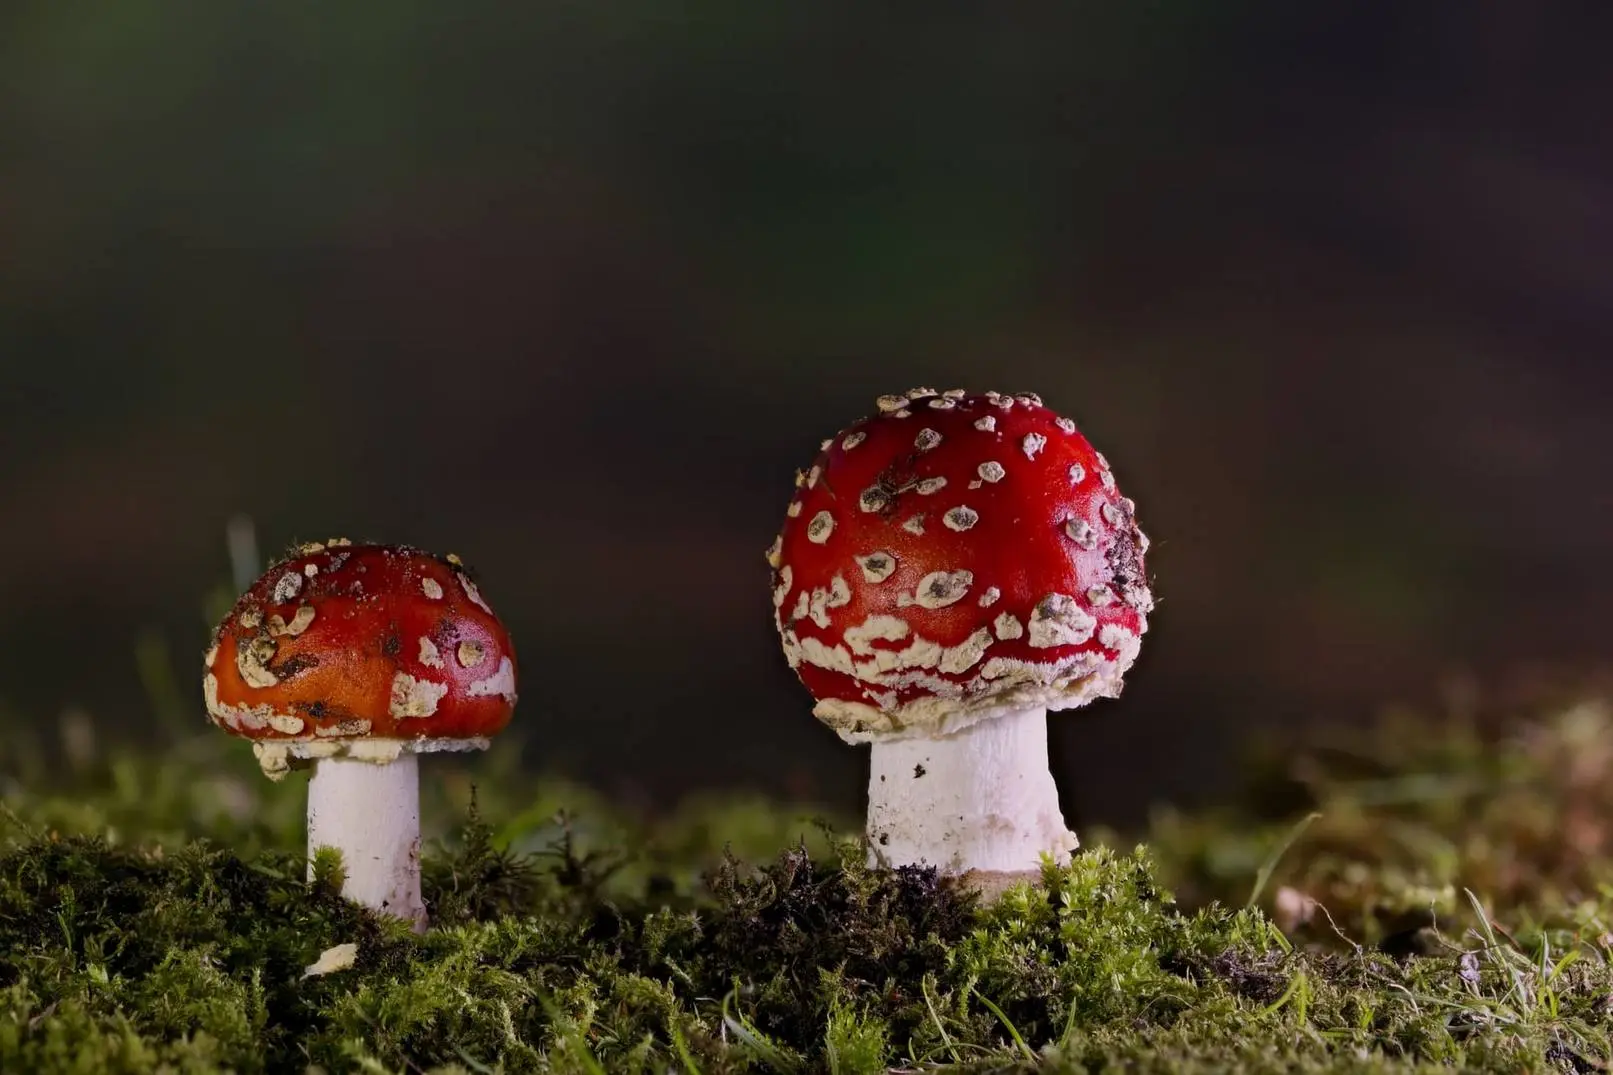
204;540;517;928
767;389;1151;885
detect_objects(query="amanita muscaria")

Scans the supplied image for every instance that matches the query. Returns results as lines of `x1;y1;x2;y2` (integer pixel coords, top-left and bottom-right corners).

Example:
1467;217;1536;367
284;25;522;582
767;389;1152;884
204;540;517;929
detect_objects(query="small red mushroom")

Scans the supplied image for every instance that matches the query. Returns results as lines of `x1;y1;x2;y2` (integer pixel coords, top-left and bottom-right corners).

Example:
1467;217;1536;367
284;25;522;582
204;540;518;928
767;389;1151;884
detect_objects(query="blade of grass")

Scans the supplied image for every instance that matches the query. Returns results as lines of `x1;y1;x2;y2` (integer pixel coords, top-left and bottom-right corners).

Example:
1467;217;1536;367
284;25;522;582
972;988;1036;1062
1246;812;1322;909
669;1022;703;1075
921;976;962;1065
721;985;802;1073
539;995;608;1075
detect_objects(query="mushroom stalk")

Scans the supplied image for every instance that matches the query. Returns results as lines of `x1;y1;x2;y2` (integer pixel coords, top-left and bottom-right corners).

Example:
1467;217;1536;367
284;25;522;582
865;706;1077;876
307;754;426;931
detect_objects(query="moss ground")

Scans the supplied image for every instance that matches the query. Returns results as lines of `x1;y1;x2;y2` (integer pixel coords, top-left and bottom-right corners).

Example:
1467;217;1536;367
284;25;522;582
5;701;1613;1072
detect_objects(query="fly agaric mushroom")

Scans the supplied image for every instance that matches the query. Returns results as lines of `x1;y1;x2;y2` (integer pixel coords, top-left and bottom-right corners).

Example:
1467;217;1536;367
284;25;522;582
767;389;1151;886
204;540;517;929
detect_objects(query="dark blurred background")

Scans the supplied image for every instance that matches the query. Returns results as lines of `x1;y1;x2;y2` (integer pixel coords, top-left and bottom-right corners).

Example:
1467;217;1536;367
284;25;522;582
2;4;1609;826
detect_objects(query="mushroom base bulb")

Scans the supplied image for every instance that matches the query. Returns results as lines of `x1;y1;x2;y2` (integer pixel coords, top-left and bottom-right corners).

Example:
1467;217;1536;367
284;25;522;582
865;705;1077;876
308;753;427;931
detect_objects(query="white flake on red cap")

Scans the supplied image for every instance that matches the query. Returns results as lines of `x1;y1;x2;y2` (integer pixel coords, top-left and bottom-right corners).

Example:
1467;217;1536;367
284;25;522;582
466;656;518;702
389;672;448;718
855;551;898;583
858;486;890;513
1064;518;1097;550
1028;594;1096;648
273;571;303;604
806;511;835;544
460;575;494;615
268;606;316;637
912;570;973;609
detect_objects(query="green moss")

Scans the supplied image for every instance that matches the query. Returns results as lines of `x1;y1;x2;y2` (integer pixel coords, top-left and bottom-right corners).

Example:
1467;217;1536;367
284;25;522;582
2;825;1611;1073
5;702;1613;1071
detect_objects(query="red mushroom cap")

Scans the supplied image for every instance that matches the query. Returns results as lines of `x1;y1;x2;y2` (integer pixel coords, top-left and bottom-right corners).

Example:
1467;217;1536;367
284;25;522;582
768;389;1151;741
204;541;517;774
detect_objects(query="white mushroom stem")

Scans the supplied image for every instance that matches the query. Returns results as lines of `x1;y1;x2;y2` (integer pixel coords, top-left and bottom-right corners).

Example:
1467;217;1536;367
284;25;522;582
307;753;426;931
865;705;1077;877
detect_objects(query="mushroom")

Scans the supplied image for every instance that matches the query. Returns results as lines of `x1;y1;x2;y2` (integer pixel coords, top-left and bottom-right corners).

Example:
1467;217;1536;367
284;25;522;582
767;390;1152;888
203;540;518;929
